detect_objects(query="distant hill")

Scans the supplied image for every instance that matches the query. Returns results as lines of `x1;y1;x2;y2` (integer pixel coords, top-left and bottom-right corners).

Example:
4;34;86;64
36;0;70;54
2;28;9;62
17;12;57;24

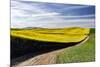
90;28;95;33
11;27;89;30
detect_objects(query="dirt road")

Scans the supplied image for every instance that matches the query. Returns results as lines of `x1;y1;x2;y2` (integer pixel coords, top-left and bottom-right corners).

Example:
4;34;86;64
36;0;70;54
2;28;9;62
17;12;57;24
12;36;89;67
13;49;63;67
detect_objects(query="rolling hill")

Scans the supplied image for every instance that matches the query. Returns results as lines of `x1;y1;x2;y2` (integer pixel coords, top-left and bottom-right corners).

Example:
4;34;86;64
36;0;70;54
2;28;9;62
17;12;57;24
11;27;90;43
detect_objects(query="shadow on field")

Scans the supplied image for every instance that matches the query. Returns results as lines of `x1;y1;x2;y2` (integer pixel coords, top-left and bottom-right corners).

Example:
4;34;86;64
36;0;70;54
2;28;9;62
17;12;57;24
11;36;86;65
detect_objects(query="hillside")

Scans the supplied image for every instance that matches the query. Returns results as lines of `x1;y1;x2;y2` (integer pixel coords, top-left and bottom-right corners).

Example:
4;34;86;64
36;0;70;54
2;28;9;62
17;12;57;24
57;28;95;63
11;27;90;43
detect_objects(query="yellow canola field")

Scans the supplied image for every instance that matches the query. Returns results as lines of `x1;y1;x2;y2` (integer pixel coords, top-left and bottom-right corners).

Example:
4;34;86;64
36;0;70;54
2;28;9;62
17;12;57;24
11;27;90;43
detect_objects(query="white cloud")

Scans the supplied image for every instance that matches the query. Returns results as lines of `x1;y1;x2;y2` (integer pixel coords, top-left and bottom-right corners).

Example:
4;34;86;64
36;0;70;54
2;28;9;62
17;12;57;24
31;12;60;17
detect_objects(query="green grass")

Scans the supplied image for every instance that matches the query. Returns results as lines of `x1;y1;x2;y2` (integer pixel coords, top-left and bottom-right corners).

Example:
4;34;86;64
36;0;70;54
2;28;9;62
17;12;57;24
56;29;95;63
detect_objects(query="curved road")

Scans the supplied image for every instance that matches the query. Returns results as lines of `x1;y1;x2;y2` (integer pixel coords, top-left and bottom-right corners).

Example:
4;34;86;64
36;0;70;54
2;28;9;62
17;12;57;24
12;36;89;67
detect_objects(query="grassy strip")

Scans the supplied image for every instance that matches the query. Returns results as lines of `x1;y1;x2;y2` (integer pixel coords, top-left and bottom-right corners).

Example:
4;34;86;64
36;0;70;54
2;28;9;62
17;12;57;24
56;29;95;63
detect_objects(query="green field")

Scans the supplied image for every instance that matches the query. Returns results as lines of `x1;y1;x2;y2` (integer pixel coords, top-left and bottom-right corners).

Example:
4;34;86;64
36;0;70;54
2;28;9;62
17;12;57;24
11;27;90;43
56;29;95;63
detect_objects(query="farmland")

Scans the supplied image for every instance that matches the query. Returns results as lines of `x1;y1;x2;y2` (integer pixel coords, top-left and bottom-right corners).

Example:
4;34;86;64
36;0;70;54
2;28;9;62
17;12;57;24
11;27;90;43
56;28;95;63
11;27;95;66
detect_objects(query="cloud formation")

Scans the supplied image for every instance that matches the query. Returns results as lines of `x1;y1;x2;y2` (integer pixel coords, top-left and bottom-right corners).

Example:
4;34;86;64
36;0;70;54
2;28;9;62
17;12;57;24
11;0;95;28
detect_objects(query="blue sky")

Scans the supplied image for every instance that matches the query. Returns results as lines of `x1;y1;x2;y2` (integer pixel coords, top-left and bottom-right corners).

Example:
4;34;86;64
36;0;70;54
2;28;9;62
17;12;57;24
11;0;95;28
